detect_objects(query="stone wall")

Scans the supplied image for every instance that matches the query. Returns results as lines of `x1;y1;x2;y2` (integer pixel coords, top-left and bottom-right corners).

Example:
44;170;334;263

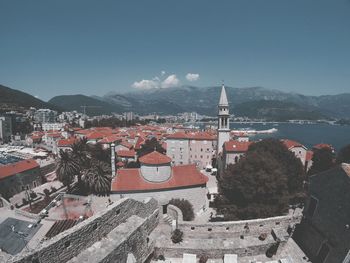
10;197;159;263
68;210;159;263
162;206;302;259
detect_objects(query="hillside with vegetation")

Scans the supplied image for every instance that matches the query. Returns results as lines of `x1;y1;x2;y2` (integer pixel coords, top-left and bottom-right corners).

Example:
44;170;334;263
0;84;61;113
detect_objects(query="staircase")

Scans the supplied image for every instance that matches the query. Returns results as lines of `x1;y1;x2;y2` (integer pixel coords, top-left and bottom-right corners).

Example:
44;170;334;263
163;214;173;225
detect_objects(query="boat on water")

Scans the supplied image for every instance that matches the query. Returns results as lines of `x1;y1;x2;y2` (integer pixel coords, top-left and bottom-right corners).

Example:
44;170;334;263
231;127;278;135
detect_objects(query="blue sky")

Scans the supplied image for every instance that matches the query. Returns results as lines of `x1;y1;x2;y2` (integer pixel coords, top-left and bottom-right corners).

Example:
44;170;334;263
1;0;350;101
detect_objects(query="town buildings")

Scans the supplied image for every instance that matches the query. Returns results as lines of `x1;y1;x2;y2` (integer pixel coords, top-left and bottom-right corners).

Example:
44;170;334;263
34;109;57;123
166;131;216;169
0;116;12;143
0;159;42;199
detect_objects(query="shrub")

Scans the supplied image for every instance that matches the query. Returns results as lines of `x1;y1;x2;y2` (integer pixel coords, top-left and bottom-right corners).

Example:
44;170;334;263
22;198;28;205
51;186;57;193
171;229;183;244
30;192;37;199
169;198;195;221
199;255;209;263
43;188;50;197
157;255;165;261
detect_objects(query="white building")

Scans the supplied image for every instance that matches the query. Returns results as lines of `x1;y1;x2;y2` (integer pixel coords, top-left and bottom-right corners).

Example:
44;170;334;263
42;122;66;131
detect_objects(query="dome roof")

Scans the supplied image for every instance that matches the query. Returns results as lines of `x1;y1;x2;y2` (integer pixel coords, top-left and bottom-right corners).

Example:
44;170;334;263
139;151;171;165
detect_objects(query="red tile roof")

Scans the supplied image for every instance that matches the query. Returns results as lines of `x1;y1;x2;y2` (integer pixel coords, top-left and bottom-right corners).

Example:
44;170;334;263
86;132;105;140
306;150;314;162
119;141;133;149
134;136;145;150
116;161;124;167
167;131;216;140
99;135;122;144
139;151;172;165
117;149;136;158
313;143;333;151
111;164;208;192
57;137;77;147
281;139;305;149
0;159;39;180
224;140;253;152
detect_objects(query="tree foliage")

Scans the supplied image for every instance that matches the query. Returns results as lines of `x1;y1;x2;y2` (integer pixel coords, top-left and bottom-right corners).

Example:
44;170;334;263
56;150;80;191
336;144;350;164
56;138;113;196
83;159;112;196
308;147;334;175
171;229;183;244
169;198;195;221
137;137;165;158
217;138;305;220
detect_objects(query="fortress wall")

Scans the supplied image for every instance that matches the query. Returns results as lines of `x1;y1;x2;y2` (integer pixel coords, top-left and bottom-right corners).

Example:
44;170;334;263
170;204;302;236
11;197;159;263
68;209;160;263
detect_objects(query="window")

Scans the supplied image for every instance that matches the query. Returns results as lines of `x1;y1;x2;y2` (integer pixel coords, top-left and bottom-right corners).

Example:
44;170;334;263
180;155;182;159
200;155;203;158
201;148;203;152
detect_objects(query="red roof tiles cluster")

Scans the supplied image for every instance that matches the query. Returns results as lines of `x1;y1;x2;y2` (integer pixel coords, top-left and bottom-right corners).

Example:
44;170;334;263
111;164;208;192
313;143;333;151
138;151;171;165
167;131;216;140
0;159;39;180
281;139;305;149
224;140;253;152
117;149;136;158
57;137;77;147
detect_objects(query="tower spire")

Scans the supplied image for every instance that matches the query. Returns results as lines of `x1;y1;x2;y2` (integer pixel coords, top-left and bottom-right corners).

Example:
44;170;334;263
219;83;228;106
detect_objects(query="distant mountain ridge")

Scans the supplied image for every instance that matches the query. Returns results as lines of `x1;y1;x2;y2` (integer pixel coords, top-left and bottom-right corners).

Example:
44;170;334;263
0;84;61;113
2;83;350;120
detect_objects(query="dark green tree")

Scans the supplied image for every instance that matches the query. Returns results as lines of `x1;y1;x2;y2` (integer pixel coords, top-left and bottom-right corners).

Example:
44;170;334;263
169;198;195;221
137;137;165;158
88;143;111;163
248;138;305;194
218;151;289;220
71;138;90;188
336;144;350;164
56;150;80;191
308;147;334;175
83;160;112;196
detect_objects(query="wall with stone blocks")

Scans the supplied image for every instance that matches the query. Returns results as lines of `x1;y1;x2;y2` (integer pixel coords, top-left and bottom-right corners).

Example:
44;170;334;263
68;210;159;263
10;197;159;263
155;243;278;259
169;204;301;236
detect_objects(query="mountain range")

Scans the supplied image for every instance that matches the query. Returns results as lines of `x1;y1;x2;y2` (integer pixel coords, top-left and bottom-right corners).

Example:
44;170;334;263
1;84;350;120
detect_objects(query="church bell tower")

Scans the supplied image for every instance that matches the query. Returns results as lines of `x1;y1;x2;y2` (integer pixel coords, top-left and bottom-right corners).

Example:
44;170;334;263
217;84;230;154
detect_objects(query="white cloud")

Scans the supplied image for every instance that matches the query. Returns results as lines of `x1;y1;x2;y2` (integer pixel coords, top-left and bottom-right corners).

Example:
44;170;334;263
161;74;179;88
132;79;159;90
132;73;180;89
161;70;166;76
186;73;200;82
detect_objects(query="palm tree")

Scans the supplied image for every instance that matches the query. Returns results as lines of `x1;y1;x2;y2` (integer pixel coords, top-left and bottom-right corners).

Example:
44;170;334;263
83;160;112;196
71;138;90;187
56;149;80;192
